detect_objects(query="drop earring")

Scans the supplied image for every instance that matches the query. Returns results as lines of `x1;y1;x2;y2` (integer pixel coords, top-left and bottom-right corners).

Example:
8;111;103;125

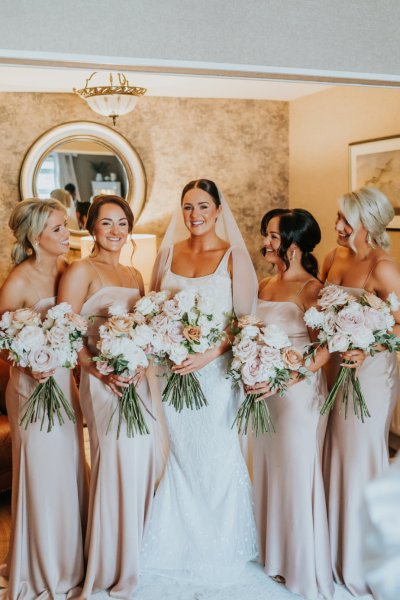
290;249;296;262
366;233;373;247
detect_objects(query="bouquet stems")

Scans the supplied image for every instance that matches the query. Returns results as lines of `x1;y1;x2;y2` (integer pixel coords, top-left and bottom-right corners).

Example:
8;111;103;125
320;362;370;422
233;393;275;436
107;383;150;439
162;372;208;412
19;376;76;432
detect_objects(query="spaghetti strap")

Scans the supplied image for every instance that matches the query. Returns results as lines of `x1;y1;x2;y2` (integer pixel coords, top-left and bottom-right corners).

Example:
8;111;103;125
295;278;317;297
363;257;396;289
214;247;232;275
85;258;105;287
126;266;139;288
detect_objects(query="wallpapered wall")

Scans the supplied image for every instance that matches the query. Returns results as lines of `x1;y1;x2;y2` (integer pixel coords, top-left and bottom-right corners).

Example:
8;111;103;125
0;92;288;281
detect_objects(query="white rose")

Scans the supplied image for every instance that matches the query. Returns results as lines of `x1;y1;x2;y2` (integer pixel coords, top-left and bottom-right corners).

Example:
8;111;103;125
150;313;169;334
55;347;75;368
231;357;242;371
29;346;58;372
240;325;260;339
135;295;157;316
154;290;171;305
196;294;216;315
259;345;284;369
328;333;350;353
47;302;71;320
241;358;264;386
0;312;12;330
166;321;185;344
163;299;184;321
387;291;400;312
16;326;46;350
151;332;169;355
335;304;365;336
46;326;70;348
261;324;291;349
127;346;148;371
175;289;197;313
363;307;389;333
132;311;146;325
233;338;258;362
351;327;375;350
132;324;154;348
169;344;189;365
323;311;336;335
362;291;386;311
303;306;324;329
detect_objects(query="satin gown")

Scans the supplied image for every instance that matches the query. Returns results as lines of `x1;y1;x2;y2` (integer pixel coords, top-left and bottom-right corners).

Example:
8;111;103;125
0;297;88;600
142;248;258;584
323;285;399;596
253;298;334;600
79;284;155;600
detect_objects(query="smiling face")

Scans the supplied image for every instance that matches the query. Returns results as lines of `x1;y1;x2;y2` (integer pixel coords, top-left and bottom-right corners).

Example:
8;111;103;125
181;188;221;237
37;210;69;257
335;210;367;248
262;216;283;266
92;203;130;252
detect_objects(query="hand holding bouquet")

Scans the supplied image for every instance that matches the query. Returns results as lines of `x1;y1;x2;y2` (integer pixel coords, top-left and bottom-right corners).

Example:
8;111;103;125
135;289;226;412
0;303;87;431
229;316;309;436
93;302;153;439
304;285;400;421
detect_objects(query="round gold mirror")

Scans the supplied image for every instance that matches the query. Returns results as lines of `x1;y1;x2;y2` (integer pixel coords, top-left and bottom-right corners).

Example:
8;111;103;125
20;121;146;247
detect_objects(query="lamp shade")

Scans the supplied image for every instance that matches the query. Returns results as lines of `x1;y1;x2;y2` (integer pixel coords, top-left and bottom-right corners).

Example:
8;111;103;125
80;234;157;290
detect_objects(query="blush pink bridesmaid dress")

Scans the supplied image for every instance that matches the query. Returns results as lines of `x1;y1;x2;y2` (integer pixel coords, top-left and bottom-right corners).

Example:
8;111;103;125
0;297;88;600
77;269;155;600
253;283;334;600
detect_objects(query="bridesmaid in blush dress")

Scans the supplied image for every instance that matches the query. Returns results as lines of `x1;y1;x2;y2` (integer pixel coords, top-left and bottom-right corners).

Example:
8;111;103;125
58;195;155;600
251;209;334;600
0;199;88;600
321;187;400;596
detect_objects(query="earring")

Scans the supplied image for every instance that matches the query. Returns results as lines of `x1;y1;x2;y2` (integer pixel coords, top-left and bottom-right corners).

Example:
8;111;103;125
367;233;373;247
290;250;296;262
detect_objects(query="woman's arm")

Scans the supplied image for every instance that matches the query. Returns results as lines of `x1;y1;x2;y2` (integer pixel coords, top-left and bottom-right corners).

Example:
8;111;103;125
373;260;400;338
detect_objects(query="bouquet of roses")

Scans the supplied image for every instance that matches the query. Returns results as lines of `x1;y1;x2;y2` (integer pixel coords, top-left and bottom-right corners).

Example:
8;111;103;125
229;316;309;436
304;285;400;421
135;289;226;412
0;303;87;431
93;302;154;439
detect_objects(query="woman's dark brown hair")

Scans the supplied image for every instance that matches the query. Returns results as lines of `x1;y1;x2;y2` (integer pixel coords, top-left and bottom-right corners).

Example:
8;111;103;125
86;195;134;235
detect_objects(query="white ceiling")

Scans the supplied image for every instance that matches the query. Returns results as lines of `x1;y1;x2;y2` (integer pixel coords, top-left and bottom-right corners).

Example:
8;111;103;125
0;65;332;100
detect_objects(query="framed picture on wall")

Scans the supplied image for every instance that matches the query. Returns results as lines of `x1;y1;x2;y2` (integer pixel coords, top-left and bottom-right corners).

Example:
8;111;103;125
349;135;400;230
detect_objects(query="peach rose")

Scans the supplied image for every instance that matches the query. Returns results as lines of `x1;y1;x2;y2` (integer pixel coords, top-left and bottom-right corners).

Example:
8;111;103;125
65;312;88;333
12;308;40;329
282;347;303;370
183;325;202;342
107;315;134;337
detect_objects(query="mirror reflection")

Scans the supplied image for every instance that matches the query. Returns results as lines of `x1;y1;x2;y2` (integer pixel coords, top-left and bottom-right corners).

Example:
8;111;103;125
35;139;129;231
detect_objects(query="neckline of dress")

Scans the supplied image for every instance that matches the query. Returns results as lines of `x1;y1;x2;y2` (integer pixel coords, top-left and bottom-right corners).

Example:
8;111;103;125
34;296;56;307
167;247;231;281
325;280;364;292
257;298;304;312
83;285;139;306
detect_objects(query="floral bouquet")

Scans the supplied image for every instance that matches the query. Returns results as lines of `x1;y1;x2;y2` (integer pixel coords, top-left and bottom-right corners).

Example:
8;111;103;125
304;285;400;421
93;302;154;439
0;303;87;431
229;317;309;436
135;289;226;412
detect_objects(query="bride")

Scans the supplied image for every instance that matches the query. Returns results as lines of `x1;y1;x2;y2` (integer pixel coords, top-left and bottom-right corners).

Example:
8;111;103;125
142;179;259;582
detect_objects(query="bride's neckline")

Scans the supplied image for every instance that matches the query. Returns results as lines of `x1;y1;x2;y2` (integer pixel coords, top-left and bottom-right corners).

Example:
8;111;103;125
168;247;231;280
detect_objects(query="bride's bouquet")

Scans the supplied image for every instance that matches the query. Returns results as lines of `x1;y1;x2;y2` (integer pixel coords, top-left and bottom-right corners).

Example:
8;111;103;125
0;303;87;431
135;289;226;412
304;285;400;421
93;302;153;439
229;317;309;436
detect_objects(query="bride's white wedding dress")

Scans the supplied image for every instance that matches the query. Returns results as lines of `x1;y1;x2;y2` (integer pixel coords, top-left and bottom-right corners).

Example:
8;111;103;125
142;248;258;583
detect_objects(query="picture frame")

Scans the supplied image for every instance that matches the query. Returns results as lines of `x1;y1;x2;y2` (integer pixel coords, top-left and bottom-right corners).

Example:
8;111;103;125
349;135;400;230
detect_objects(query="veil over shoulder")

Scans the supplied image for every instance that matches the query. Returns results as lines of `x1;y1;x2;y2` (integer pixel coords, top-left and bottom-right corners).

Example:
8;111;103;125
150;192;258;317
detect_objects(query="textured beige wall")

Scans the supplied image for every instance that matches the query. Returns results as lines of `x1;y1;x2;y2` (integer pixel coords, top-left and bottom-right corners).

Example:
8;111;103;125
289;86;400;265
0;93;288;281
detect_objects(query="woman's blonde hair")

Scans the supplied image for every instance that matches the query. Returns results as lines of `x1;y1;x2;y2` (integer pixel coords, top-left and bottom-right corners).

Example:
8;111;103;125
9;198;67;264
339;187;394;252
50;188;72;208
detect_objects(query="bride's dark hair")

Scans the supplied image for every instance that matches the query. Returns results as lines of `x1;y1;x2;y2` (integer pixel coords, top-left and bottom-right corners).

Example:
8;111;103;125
181;179;221;208
260;208;321;278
